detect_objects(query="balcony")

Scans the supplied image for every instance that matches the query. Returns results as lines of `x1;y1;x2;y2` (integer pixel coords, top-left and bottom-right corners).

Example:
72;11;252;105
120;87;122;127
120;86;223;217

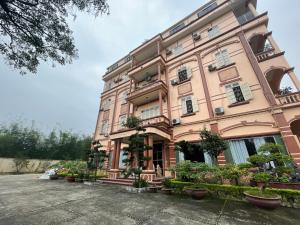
277;92;300;105
128;55;165;78
255;48;285;63
127;80;167;106
141;115;170;129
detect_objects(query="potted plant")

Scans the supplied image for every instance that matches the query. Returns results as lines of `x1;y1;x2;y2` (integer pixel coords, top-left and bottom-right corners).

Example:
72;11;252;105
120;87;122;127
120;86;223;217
219;164;248;186
189;184;208;200
244;172;281;209
161;177;173;195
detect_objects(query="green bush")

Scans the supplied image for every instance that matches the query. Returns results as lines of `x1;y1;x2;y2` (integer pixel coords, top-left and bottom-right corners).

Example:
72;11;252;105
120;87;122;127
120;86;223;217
133;179;148;188
219;164;248;186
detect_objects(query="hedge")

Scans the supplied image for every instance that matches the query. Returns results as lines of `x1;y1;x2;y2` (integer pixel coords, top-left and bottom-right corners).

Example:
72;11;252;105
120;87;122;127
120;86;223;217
170;180;300;208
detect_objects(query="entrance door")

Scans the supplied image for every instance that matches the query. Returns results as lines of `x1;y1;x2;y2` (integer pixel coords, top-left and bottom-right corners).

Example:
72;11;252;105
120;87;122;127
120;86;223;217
153;143;163;175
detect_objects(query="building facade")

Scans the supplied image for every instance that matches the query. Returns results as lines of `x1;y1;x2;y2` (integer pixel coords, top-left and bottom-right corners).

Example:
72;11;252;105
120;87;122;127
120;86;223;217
93;0;300;180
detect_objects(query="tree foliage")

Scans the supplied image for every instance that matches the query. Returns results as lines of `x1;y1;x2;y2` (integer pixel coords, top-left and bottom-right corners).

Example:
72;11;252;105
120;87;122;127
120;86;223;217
0;122;92;160
122;116;151;187
0;0;109;74
199;128;228;165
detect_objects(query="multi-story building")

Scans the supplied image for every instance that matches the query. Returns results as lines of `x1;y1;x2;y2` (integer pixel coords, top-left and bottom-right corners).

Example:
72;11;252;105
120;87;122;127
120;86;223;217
93;0;300;181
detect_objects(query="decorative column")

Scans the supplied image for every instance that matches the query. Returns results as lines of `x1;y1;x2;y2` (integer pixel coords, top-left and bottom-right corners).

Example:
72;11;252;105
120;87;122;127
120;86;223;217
147;135;154;171
272;110;300;166
108;139;121;179
288;70;300;91
159;90;163;116
141;135;156;181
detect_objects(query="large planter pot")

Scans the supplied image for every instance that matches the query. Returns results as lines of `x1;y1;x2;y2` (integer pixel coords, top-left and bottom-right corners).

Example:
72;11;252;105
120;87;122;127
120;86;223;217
161;188;173;195
244;191;281;210
65;176;75;182
191;189;208;200
269;182;300;190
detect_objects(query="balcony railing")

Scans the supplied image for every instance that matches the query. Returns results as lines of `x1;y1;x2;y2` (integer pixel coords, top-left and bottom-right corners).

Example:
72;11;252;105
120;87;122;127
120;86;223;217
256;49;275;62
129;80;167;98
277;92;300;105
141;115;170;127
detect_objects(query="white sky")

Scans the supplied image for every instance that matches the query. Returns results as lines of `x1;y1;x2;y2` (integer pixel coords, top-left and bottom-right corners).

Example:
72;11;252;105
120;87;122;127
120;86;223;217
0;0;299;135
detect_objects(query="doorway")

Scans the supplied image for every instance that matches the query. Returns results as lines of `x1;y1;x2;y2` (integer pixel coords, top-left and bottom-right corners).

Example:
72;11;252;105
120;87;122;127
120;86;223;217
153;143;163;175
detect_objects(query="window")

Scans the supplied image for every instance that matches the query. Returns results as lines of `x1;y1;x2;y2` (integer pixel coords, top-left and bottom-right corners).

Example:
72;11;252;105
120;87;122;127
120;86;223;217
181;95;198;115
173;44;184;56
197;1;217;18
119;115;127;129
121;91;129;104
208;26;220;39
101;98;111;110
215;49;231;68
225;135;286;164
225;83;252;105
177;66;192;82
141;106;160;120
101;120;109;134
170;22;185;35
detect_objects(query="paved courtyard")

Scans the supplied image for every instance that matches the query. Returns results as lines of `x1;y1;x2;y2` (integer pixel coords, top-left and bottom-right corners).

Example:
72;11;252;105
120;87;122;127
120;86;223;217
0;174;299;225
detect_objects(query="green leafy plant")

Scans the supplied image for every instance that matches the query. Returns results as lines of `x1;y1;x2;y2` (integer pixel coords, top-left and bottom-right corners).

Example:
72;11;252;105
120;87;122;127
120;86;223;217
199;128;228;165
162;177;172;189
133;179;148;188
248;143;293;184
121;116;151;188
219;164;248;186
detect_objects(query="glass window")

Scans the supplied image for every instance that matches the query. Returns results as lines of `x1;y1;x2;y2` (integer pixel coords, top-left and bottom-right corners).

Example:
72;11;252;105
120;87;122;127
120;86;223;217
173;44;184;56
101;120;109;134
225;83;252;104
197;1;217;18
226;136;281;164
208;26;220;39
178;68;188;82
141;106;160;120
170;22;185;35
215;49;231;68
119;115;127;129
181;96;198;115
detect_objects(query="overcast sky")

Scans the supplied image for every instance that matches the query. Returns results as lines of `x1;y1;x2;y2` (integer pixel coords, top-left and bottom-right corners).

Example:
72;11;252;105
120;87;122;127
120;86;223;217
0;0;299;135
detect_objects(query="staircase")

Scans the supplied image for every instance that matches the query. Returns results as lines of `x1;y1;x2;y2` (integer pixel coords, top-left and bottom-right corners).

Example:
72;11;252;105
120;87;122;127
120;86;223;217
97;177;163;188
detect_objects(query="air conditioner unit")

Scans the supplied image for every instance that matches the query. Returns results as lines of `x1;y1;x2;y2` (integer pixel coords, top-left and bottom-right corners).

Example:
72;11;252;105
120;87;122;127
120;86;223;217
215;107;225;116
171;79;178;86
192;33;201;41
208;64;217;72
172;118;181;126
100;108;104;111
166;49;172;56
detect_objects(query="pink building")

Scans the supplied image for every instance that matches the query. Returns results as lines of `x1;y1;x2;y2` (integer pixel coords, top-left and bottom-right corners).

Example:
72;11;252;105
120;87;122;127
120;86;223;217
93;0;300;181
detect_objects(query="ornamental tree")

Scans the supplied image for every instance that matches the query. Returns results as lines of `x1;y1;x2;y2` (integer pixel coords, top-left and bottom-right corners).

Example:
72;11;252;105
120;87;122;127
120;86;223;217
0;0;109;74
122;116;151;188
199;128;228;166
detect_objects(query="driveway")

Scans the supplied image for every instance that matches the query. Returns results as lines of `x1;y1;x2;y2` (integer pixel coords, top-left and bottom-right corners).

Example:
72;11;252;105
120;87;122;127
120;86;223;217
0;174;299;225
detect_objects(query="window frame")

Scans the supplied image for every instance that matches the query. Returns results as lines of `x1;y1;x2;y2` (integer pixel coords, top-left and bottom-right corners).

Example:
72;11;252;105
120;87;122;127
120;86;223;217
208;25;220;39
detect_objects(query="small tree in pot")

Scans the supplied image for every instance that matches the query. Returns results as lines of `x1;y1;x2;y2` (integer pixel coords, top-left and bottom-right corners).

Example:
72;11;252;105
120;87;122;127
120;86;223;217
244;143;292;209
122;116;151;189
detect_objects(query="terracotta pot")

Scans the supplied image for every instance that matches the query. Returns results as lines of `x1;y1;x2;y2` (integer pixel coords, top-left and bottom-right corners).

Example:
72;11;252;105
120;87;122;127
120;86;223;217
269;182;300;190
244;191;281;210
65;176;75;182
191;189;208;200
161;188;172;195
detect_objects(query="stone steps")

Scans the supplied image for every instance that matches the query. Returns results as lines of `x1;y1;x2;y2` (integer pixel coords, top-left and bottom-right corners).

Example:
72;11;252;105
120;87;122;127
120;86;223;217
97;177;163;187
